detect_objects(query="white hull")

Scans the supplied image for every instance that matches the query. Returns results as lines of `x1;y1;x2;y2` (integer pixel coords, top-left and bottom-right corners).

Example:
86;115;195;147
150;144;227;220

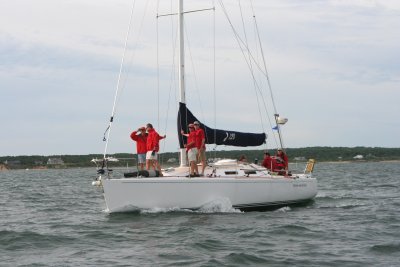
101;163;317;213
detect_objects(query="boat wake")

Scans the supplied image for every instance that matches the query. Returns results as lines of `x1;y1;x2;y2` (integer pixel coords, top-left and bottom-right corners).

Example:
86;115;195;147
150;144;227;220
140;207;191;214
136;198;242;214
274;206;291;212
198;198;242;213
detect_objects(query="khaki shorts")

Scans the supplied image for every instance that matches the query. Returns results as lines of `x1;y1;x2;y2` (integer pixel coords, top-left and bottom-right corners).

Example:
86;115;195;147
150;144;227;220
197;149;206;162
146;151;158;160
187;148;198;162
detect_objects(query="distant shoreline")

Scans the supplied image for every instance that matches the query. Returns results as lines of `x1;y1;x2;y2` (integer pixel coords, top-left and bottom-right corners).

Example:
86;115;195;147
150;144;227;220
1;159;399;172
318;159;400;164
1;147;400;170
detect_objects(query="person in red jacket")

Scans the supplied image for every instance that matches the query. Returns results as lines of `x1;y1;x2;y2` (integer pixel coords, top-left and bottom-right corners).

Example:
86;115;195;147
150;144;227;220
193;121;206;176
275;148;289;175
262;152;275;171
145;123;166;173
130;126;147;170
181;124;199;177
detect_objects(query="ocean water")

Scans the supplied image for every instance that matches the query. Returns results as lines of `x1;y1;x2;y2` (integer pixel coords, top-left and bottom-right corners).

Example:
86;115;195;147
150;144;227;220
1;162;399;266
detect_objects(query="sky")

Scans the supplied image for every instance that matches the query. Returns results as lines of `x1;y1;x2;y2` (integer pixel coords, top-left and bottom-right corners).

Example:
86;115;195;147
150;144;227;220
1;0;399;156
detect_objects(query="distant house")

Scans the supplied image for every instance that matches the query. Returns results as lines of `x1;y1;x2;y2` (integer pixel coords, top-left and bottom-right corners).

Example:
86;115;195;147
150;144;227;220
294;156;306;161
167;158;177;163
353;155;364;160
47;158;65;165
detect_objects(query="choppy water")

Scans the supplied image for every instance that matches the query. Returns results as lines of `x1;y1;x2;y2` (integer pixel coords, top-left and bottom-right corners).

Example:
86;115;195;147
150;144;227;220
1;162;399;266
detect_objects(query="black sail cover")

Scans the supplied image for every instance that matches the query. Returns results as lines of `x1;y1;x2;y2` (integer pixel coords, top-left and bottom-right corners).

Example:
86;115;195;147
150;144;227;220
177;102;267;148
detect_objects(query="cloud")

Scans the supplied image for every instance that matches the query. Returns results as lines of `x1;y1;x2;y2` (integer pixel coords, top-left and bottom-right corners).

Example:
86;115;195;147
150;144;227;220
1;0;399;156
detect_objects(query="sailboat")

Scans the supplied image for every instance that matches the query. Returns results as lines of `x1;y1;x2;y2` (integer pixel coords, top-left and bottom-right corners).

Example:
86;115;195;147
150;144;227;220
94;1;317;213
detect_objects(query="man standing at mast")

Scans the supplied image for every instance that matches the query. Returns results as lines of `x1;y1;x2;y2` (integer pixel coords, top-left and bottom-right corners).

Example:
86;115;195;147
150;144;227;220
181;124;199;177
193;121;206;176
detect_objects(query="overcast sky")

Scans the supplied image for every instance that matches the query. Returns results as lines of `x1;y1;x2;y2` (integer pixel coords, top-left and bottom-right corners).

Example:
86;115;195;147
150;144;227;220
1;0;399;156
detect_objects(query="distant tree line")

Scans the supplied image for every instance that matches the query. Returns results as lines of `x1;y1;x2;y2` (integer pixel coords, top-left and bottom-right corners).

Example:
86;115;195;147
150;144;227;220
1;147;400;170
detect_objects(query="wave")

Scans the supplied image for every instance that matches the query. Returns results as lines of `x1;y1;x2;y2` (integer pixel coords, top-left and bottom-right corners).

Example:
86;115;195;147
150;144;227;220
0;230;76;250
319;195;392;203
333;202;367;209
369;184;398;189
193;238;226;251
317;201;367;209
223;252;268;265
316;193;354;200
370;243;400;254
314;192;368;209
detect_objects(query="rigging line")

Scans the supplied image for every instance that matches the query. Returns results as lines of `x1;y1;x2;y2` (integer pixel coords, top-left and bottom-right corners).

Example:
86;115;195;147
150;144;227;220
218;1;256;78
183;21;207;127
171;6;180;155
251;9;269;151
157;0;160;132
247;5;278;148
220;1;267;132
116;0;150;115
212;0;217;157
238;0;250;64
159;0;178;163
223;0;278;147
162;4;180;159
250;0;278;149
249;1;281;148
220;0;277;147
218;0;268;78
103;0;136;160
251;6;278;116
167;0;181;156
158;7;214;17
157;0;181;159
101;0;151;166
238;0;265;135
185;18;214;147
255;80;279;147
156;0;165;164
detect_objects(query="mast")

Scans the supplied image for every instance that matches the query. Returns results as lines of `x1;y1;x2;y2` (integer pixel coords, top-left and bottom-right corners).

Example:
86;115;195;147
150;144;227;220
178;0;187;167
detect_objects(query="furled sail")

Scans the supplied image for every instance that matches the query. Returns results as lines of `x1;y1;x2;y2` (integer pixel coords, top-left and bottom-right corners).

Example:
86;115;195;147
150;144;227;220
177;102;267;148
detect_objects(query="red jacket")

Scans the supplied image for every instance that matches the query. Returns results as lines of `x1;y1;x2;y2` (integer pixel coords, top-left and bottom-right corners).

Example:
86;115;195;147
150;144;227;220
130;131;147;154
262;156;276;170
195;128;205;150
276;152;289;169
146;128;164;152
186;131;197;151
